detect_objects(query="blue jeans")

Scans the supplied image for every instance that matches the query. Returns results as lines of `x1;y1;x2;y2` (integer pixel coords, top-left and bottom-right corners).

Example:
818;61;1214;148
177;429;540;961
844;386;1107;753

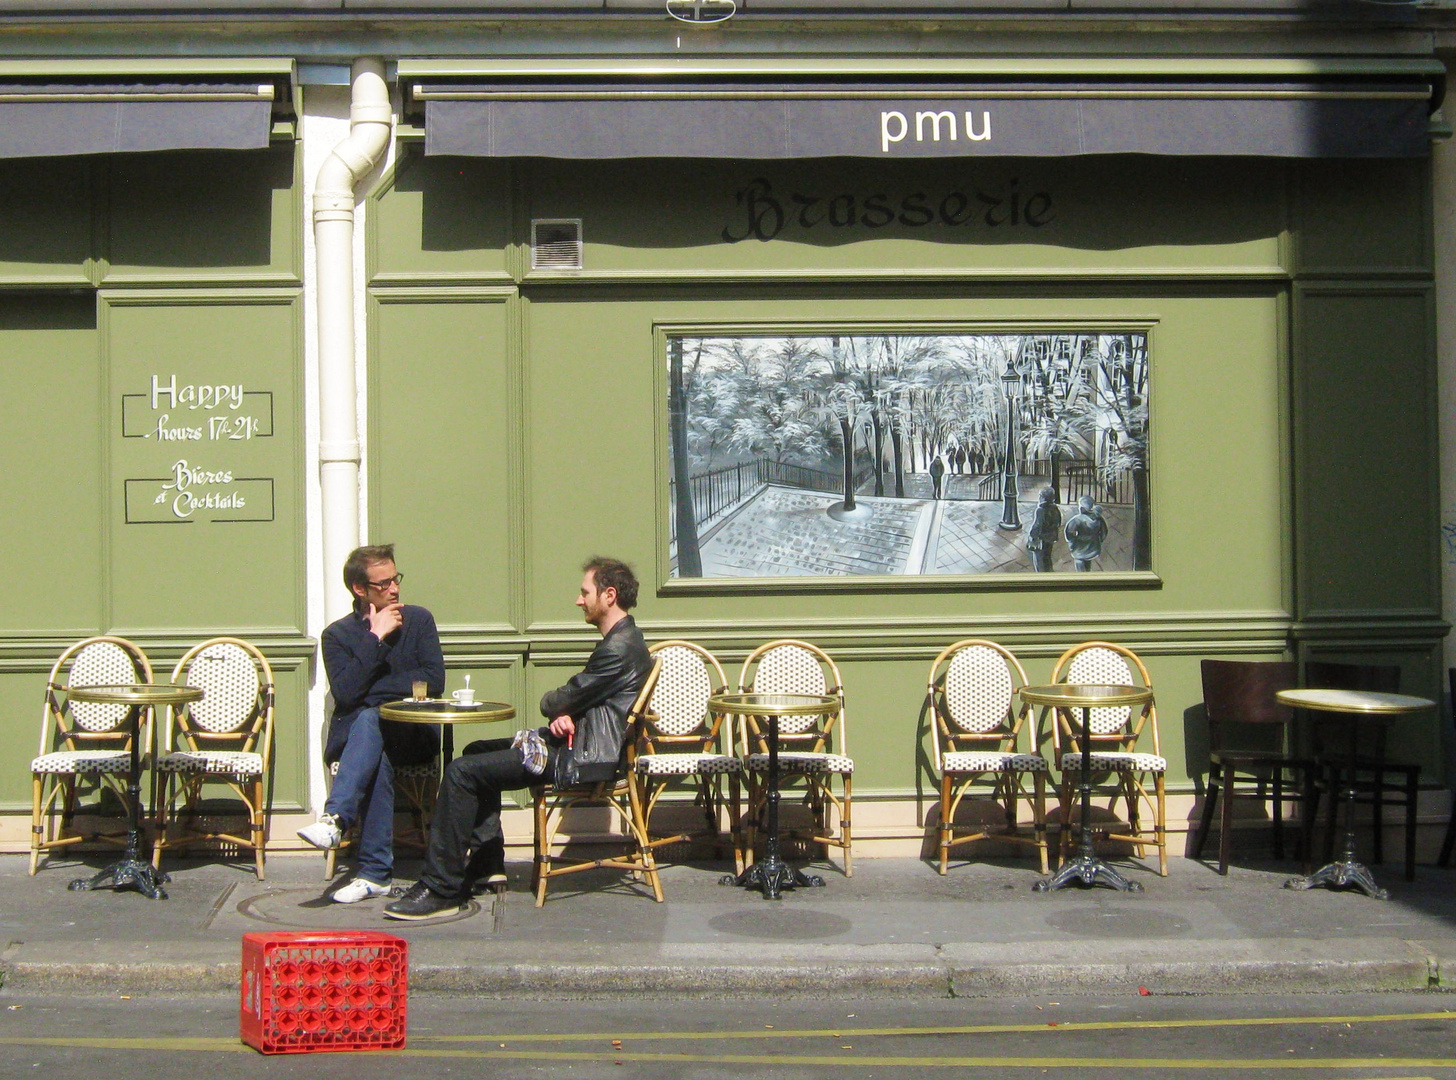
324;707;395;884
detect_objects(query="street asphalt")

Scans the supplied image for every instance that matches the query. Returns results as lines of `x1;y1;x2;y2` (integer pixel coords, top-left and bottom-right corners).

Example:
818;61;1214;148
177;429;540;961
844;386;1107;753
4;849;1456;998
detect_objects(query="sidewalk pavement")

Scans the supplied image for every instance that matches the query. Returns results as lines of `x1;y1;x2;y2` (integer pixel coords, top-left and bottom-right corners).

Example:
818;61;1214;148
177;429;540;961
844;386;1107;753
4;851;1456;998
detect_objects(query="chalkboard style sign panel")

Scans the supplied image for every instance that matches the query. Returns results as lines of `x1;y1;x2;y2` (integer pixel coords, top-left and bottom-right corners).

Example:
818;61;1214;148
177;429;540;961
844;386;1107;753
119;373;278;525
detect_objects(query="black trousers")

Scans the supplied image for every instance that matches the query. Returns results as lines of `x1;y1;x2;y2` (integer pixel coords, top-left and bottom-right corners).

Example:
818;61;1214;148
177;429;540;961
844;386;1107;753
419;738;554;897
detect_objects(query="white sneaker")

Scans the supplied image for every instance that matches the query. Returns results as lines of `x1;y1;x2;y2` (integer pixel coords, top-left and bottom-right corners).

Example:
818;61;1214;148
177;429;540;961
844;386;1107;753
332;876;391;904
297;813;343;850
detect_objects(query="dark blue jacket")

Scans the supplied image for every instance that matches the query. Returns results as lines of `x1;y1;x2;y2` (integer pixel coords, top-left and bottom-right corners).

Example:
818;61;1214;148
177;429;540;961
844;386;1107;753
321;604;445;766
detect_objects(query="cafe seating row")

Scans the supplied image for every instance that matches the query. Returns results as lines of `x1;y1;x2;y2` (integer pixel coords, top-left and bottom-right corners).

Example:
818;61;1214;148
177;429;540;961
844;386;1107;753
534;638;857;905
560;636;1167;905
929;638;1166;879
30;634;275;879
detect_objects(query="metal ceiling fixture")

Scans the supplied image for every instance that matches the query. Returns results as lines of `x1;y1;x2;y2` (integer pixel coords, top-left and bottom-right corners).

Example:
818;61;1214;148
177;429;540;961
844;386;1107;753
666;0;736;25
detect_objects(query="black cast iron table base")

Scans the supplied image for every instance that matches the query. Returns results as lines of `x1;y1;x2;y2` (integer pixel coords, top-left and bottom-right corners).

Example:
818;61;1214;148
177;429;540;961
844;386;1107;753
70;854;170;899
1034;852;1143;893
1284;858;1388;900
721;856;824;900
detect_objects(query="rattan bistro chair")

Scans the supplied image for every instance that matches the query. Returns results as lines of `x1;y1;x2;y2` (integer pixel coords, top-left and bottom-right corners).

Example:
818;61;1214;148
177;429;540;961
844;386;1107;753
30;636;155;875
927;640;1049;875
151;639;275;879
635;641;744;875
738;640;854;877
531;659;663;907
1048;641;1168;877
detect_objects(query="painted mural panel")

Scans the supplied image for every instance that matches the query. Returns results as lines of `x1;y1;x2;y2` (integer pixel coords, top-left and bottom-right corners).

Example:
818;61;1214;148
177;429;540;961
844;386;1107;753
666;330;1151;580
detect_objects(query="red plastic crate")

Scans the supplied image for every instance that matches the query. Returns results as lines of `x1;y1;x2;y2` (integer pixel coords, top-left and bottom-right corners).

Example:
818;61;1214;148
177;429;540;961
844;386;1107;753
240;931;408;1054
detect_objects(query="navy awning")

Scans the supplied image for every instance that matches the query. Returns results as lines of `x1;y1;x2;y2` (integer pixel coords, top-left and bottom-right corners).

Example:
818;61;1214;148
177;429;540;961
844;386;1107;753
0;82;277;158
415;74;1439;160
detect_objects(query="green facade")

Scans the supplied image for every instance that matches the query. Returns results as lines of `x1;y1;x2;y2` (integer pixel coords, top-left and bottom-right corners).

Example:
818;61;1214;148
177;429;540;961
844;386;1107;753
0;147;312;815
0;132;1443;831
365;149;1445;817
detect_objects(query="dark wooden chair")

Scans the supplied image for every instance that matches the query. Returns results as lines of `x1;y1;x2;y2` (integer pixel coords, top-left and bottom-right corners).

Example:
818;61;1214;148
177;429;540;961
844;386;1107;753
1303;661;1419;881
1438;667;1456;868
1193;659;1310;875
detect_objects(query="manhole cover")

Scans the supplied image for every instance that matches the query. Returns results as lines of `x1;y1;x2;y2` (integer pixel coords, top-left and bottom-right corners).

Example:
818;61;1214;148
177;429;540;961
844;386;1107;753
1044;908;1189;938
237;888;480;928
708;909;852;940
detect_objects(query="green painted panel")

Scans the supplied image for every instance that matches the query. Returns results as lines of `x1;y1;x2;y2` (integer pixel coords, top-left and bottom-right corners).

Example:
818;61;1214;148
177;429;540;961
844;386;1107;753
0;157;90;281
523;157;1285;276
0;293;102;632
370;150;512;280
0;668;53;805
1295;288;1437;619
1294;159;1428;272
369;297;512;628
103;294;303;630
525;292;1286;625
106;148;299;280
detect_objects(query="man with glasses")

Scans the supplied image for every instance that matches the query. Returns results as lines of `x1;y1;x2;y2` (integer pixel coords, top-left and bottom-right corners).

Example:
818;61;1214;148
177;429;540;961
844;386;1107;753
299;544;444;904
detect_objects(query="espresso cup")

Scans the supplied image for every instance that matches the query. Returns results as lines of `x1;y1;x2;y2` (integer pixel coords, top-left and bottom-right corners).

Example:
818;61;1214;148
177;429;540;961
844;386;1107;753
452;688;477;706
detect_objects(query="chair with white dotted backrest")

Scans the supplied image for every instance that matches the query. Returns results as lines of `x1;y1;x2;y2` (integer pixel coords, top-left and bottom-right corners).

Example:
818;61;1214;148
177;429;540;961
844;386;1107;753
928;640;1049;875
153;638;275;879
29;637;154;876
737;640;854;876
635;641;742;875
1048;641;1166;876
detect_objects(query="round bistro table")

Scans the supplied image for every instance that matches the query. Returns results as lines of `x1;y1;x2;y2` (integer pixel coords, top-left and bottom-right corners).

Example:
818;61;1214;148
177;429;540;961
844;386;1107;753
709;692;840;900
1277;688;1435;900
66;682;204;900
378;698;516;764
1021;683;1156;894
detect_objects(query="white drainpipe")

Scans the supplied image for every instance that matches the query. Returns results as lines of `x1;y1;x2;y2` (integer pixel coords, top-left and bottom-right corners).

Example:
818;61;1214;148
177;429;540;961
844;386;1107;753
315;58;392;623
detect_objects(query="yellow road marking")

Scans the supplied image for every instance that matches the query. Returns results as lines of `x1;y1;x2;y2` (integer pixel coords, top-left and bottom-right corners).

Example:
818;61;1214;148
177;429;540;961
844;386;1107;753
418;1009;1456;1043
0;1037;245;1052
0;1035;1452;1071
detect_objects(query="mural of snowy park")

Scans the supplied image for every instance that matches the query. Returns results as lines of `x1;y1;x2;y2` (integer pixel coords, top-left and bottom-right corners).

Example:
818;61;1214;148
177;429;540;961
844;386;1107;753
666;331;1151;580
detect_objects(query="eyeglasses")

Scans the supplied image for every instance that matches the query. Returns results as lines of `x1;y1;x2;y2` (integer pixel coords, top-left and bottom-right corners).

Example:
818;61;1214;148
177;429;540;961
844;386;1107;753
367;573;404;589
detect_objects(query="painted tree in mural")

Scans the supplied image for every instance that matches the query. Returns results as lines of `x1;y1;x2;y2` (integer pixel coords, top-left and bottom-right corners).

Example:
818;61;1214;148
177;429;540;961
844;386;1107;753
872;334;941;498
1021;334;1095;501
813;335;877;515
952;336;1019;477
1092;332;1151;569
669;336;703;576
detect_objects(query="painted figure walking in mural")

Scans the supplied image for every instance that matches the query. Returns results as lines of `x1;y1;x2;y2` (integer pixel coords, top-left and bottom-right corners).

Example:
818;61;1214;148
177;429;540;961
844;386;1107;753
929;453;946;500
1065;495;1109;571
384;557;652;921
1026;486;1062;572
299;544;445;903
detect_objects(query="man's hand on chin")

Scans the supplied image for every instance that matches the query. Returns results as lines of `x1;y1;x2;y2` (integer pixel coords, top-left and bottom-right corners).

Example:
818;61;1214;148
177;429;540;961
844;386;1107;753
368;602;404;640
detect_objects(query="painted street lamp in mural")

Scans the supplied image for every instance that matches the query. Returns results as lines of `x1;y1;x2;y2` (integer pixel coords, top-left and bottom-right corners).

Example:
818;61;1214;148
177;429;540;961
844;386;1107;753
998;360;1023;532
664;330;1150;580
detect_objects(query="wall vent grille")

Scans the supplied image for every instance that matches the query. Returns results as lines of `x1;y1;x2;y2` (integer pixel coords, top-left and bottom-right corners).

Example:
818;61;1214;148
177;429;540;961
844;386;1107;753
531;219;583;270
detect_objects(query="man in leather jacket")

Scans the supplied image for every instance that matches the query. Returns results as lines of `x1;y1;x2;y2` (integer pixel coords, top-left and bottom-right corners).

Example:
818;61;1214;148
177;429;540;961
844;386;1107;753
386;556;651;921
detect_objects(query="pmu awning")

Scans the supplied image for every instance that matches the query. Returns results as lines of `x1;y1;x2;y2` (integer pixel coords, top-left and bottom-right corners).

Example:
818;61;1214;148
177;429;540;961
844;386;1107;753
404;57;1445;160
0;60;293;158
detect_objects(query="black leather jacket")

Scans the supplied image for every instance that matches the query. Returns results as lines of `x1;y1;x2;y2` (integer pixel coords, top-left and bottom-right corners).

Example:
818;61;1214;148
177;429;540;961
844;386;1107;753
538;615;651;786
